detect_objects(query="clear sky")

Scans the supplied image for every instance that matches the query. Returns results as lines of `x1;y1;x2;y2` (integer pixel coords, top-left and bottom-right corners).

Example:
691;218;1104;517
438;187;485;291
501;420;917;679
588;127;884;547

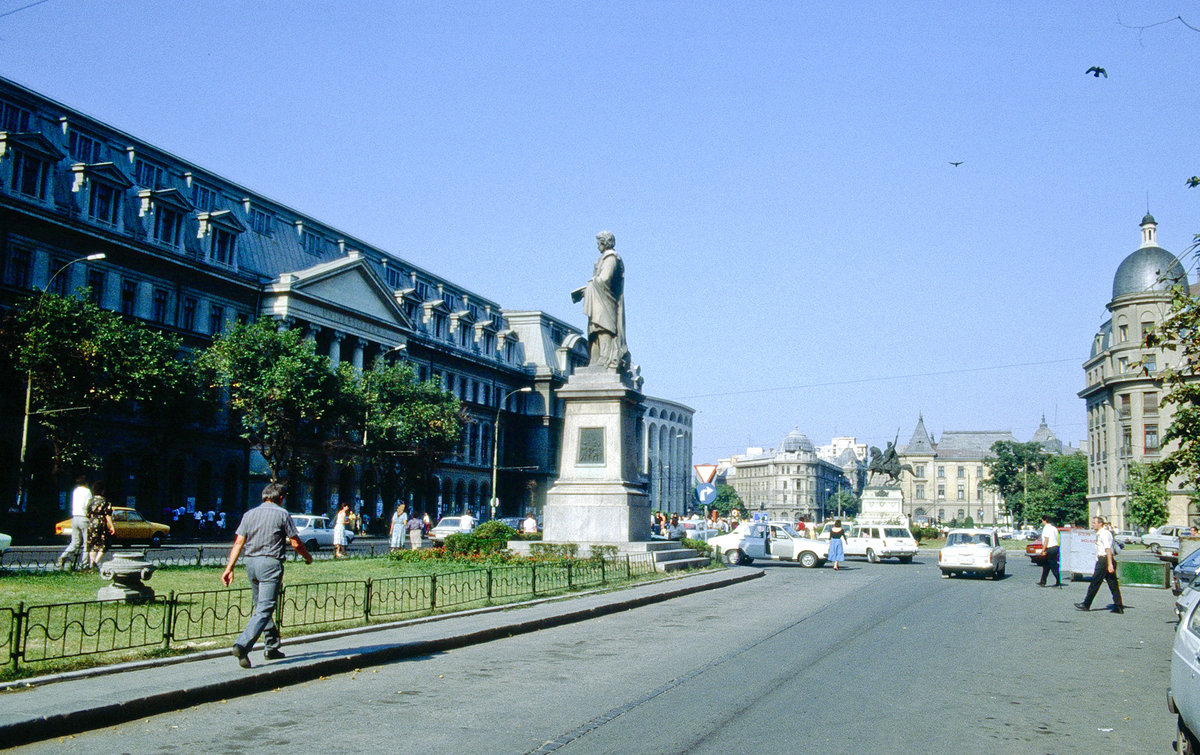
3;1;1198;462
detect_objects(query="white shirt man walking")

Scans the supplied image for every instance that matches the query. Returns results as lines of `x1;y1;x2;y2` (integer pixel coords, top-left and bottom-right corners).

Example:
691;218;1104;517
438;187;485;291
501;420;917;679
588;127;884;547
1076;516;1124;614
56;475;91;571
1037;515;1062;587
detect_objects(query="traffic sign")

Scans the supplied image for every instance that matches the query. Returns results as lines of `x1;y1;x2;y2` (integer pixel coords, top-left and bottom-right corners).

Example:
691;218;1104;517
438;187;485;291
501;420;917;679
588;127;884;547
694;482;717;505
694;464;718;484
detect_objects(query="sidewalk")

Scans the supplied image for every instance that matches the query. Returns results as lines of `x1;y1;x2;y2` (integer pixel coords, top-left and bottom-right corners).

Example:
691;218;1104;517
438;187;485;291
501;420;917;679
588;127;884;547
0;567;760;747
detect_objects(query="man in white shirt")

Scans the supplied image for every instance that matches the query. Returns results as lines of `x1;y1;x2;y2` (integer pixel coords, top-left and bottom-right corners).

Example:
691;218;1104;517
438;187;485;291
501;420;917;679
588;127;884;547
460;511;475;533
1036;515;1062;588
522;513;537;534
56;475;91;571
1076;516;1124;613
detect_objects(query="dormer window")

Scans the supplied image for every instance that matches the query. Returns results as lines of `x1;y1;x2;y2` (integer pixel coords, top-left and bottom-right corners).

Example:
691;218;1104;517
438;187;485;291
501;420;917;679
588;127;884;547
197;209;244;268
0;98;31;131
67;128;104;164
248;207;273;235
138;187;193;249
71;163;132;228
154;206;183;246
191;181;217;211
0;132;61;203
302;230;327;255
134;157;167;189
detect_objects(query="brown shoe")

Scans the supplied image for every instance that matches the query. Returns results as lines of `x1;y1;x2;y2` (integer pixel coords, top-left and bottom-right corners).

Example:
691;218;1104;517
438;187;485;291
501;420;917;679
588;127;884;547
232;644;252;668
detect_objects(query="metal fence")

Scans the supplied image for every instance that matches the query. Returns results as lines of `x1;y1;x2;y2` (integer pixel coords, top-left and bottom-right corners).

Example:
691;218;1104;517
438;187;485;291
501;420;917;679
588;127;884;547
0;542;393;571
1;553;659;673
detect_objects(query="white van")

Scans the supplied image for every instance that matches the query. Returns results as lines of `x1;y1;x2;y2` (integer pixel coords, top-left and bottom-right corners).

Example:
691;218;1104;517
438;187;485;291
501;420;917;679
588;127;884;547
845;523;918;563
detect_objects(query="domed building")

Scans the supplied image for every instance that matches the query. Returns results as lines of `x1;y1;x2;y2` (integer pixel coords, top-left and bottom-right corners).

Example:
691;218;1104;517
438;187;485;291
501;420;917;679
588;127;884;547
726;428;850;522
1080;214;1195;528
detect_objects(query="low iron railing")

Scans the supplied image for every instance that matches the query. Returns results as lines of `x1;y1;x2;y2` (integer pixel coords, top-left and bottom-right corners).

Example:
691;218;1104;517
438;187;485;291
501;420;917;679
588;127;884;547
2;553;658;674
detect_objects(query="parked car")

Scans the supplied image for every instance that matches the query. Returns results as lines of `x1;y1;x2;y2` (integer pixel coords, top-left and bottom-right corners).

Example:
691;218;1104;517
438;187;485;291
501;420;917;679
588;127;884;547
0;531;10;554
291;514;356;551
55;507;170;547
1170;589;1200;753
1174;548;1200;597
1026;526;1071;564
939;528;1006;579
428;516;475;544
844;523;918;563
708;521;828;567
1114;529;1142;547
1145;524;1187;554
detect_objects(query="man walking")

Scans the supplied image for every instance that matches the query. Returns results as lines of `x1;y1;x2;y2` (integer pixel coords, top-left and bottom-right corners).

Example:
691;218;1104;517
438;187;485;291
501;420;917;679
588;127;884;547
1036;514;1061;587
221;482;312;668
1076;516;1124;614
56;475;91;570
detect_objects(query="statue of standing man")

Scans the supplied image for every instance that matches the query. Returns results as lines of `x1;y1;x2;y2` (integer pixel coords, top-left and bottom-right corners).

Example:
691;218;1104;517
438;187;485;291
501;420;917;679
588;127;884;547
572;231;630;372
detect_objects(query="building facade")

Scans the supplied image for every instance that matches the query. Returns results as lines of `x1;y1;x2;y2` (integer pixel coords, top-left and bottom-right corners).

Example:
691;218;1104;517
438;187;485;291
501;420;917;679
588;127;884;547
725;429;850;522
1079;214;1194;528
0;76;692;532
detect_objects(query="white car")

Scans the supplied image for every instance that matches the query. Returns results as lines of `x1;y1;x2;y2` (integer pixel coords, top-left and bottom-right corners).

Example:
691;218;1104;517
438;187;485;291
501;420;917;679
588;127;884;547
708;521;828;568
1170;588;1200;753
0;531;10;554
429;516;475;543
291;514;355;551
845;523;919;563
939;528;1006;579
1145;524;1187;554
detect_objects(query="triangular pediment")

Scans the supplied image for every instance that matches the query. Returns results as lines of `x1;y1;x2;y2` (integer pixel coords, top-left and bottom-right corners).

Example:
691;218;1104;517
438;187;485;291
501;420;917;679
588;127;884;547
275;256;413;329
138;187;193;212
71;161;133;189
198;209;246;233
0;132;63;160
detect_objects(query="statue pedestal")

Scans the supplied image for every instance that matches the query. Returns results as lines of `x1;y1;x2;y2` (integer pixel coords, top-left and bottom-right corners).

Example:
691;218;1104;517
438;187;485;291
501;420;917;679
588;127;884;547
542;366;650;542
857;486;906;525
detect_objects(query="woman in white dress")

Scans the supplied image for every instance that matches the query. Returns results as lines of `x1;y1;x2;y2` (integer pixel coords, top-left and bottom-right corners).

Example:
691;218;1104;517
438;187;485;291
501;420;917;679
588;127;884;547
333;501;349;559
389;504;407;550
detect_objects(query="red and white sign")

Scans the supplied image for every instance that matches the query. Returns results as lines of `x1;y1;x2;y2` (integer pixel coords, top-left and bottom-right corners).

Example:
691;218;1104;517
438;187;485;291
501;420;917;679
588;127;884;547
694;464;718;484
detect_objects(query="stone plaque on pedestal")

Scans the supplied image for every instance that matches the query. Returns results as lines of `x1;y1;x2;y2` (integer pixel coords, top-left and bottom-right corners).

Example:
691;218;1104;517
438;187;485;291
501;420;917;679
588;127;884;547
542;366;650;543
857;486;906;525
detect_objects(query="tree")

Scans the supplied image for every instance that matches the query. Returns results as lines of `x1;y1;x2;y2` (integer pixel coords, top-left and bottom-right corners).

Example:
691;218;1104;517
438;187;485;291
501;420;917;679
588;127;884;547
1126;462;1170;531
199;319;345;479
982;440;1051;524
1;292;195;477
709;484;743;516
1144;266;1200;497
829;490;859;519
1023;452;1088;526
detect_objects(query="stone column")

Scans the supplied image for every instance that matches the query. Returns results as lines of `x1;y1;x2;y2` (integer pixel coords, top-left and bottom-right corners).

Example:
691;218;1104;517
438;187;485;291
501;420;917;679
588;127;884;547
351;338;366;372
305;324;321;344
329;330;345;367
274;316;295;333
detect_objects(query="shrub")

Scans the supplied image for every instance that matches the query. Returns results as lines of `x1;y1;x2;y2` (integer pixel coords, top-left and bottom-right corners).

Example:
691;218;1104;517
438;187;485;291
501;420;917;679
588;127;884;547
443;532;481;556
473;521;517;541
680;537;712;558
589;545;618;560
909;525;940;543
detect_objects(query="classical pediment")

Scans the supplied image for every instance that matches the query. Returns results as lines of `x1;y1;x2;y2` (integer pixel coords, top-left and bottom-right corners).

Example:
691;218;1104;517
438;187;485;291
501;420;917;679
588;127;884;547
0;132;63;161
71;162;133;190
267;255;414;331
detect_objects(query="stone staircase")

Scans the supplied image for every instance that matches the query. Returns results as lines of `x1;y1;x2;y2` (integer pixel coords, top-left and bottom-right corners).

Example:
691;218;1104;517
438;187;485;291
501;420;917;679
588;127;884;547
643;541;710;572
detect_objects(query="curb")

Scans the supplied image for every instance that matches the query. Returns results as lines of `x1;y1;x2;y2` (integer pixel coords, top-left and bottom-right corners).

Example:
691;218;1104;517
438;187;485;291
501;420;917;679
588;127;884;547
0;568;761;747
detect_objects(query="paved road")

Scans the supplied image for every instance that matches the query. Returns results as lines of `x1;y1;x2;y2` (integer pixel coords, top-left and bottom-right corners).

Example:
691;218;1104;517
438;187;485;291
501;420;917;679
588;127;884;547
14;556;1178;754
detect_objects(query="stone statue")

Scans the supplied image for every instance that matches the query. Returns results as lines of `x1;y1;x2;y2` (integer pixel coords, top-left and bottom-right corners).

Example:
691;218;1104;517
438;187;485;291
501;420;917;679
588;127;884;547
571;231;629;371
867;434;913;487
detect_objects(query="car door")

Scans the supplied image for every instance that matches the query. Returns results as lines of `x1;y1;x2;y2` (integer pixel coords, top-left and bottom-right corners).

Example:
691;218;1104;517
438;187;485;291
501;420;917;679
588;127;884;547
1174;598;1200;737
769;526;795;561
741;524;767;559
123;511;150;542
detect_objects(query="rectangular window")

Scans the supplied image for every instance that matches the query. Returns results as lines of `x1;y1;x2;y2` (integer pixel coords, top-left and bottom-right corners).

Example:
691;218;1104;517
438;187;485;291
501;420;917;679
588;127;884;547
68;129;103;163
249;208;273;235
152;206;183;246
1144;392;1159;416
957;485;965;501
915;484;925;500
1142;321;1155;340
181;297;197;331
48;257;69;295
956;466;965;479
302;231;325;255
86;268;104;305
0;99;31;131
12;151;49;199
1118;324;1128;342
1118;393;1131;419
87;181;120;225
211;228;236;265
458;324;471;348
1142;354;1157;373
134;158;166;188
120;279;137;316
208;304;225;336
385;267;404;289
151;288;168;323
937;466;945;478
1118;356;1129;373
191;182;216;211
914;464;925;477
1146;425;1159;453
937;484;945;499
1121;426;1132;456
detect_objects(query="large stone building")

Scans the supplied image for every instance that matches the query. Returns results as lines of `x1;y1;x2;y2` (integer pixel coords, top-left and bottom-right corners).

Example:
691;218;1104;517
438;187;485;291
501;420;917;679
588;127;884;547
724;429;850;522
0;76;692;532
898;415;1068;525
1080;214;1194;528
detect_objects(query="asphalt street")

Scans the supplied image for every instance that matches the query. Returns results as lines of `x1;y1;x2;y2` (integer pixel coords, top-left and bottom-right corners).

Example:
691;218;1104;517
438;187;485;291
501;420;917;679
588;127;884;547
11;555;1178;754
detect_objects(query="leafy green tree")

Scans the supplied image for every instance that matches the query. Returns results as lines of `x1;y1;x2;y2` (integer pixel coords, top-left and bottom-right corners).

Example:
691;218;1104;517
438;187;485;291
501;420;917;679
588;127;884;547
829;490;859;519
1126;461;1171;531
1144;268;1200;496
982;440;1051;524
709;484;743;516
1023;452;1088;526
199;319;345;479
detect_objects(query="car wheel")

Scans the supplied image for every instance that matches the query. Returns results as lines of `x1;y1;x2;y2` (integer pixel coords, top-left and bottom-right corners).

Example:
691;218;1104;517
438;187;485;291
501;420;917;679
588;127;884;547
1180;716;1199;755
723;549;741;566
993;564;1005;580
1152;543;1161;554
866;548;879;564
899;556;913;564
940;569;951;579
305;539;319;552
798;551;819;568
150;533;163;548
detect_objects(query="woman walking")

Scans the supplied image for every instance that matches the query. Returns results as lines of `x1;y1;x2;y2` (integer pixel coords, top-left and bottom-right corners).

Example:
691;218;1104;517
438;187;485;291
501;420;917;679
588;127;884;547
332;501;349;559
85;482;115;569
388;504;406;551
828;519;846;571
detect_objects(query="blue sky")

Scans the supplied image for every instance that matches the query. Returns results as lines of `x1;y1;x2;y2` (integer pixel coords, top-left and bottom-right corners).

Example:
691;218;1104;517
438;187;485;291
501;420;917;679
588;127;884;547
3;1;1198;461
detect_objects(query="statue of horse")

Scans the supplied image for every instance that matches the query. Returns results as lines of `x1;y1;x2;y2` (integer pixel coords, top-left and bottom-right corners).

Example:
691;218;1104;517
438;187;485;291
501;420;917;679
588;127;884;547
867;441;913;487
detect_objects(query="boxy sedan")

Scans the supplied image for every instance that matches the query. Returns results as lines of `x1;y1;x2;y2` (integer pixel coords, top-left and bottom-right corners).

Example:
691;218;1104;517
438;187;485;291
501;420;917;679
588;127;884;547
55;507;170;547
1170;590;1200;753
291;514;355;551
939;528;1006;579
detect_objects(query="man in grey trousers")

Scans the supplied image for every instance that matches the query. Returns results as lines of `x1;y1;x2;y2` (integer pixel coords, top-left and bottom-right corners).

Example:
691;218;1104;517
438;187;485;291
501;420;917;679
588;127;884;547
221;482;312;668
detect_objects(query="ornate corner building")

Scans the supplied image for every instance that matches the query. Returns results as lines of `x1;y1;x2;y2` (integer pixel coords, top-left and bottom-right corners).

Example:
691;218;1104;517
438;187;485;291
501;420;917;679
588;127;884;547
1080;214;1194;528
0;76;693;529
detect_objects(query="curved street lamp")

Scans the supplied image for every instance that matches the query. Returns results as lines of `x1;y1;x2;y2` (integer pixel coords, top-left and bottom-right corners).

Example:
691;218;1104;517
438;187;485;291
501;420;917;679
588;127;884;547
15;253;106;512
489;386;532;520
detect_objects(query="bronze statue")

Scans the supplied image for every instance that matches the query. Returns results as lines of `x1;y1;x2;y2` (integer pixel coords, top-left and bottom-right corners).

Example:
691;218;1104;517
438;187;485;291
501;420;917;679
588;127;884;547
571;231;629;371
867;433;913;487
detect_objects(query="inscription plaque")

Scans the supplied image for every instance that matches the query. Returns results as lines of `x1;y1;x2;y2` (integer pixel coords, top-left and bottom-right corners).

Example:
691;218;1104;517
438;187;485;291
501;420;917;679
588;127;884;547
576;427;605;466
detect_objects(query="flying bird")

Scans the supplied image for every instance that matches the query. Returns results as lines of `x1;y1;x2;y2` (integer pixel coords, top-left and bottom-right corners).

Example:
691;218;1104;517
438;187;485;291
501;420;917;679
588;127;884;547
949;161;963;167
1188;176;1200;188
1086;66;1107;78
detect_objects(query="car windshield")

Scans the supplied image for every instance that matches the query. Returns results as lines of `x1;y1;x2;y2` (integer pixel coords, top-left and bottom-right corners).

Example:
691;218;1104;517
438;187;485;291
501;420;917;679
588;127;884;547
774;524;801;537
947;533;991;546
437;518;460;528
884;528;911;538
1179;548;1200;571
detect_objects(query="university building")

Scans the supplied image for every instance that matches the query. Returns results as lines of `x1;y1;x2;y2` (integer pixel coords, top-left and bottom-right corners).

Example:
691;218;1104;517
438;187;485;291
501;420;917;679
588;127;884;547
1080;214;1194;528
721;429;850;522
0;75;692;531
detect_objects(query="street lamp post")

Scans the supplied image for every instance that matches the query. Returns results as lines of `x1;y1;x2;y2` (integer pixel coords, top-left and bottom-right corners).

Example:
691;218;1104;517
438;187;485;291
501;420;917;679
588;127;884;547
14;253;106;512
489;386;532;520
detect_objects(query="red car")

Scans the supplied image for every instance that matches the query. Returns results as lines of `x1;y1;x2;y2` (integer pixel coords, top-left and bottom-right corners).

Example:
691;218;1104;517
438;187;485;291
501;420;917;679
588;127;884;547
1026;526;1072;564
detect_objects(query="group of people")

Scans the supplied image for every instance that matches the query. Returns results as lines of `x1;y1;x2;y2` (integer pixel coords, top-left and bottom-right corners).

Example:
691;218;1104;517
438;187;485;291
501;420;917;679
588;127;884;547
56;475;115;571
386;504;436;550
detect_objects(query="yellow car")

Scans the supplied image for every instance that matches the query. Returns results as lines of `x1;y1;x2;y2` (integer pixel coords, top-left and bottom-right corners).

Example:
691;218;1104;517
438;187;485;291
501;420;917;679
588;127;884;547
55;507;171;547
